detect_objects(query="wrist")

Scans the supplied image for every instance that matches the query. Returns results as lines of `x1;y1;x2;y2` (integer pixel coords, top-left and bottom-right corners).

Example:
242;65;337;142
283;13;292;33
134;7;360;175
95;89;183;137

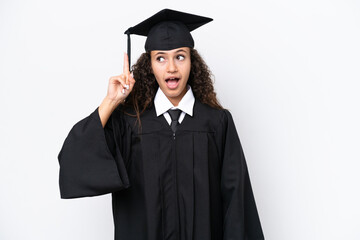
103;96;122;108
100;98;119;114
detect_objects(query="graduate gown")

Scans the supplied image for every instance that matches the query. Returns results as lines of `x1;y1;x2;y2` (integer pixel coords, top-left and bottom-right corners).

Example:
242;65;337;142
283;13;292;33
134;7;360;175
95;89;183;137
58;100;265;240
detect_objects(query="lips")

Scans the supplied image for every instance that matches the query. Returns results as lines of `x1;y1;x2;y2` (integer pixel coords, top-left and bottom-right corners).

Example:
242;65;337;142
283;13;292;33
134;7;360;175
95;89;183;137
165;77;180;89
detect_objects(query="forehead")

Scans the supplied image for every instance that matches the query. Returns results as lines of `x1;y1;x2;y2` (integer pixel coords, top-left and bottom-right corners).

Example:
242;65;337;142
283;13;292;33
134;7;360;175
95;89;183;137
151;47;190;55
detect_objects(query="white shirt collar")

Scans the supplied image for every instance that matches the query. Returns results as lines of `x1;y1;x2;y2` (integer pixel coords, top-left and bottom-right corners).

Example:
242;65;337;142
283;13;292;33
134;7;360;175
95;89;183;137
154;85;195;117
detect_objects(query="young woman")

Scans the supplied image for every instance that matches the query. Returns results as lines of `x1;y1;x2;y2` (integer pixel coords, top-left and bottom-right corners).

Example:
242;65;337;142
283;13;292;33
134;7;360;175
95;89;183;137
58;9;264;240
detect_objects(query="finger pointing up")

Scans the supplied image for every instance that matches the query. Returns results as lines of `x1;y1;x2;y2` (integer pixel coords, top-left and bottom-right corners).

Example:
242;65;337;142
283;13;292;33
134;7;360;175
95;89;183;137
123;52;130;74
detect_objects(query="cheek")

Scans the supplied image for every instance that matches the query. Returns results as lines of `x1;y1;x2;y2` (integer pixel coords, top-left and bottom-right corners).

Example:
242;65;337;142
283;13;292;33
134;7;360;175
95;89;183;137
183;61;191;77
151;66;164;86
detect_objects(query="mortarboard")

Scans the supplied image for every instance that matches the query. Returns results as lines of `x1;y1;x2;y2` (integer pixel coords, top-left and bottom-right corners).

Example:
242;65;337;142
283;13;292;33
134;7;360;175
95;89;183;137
124;9;213;71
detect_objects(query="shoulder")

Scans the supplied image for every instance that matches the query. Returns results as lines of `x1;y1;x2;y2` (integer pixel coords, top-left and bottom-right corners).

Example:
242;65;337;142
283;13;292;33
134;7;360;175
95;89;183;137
113;103;160;134
194;100;233;126
105;104;137;133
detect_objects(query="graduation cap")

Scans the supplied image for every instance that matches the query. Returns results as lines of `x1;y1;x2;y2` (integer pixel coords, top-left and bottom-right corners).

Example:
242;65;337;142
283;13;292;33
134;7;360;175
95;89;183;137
124;9;213;71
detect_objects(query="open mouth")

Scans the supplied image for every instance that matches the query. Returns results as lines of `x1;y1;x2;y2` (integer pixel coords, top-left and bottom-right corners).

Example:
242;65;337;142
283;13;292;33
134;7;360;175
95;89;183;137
165;77;180;89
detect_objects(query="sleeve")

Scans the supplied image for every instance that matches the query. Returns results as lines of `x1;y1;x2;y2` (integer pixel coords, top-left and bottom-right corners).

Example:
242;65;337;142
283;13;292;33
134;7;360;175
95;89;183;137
219;110;265;239
58;107;130;199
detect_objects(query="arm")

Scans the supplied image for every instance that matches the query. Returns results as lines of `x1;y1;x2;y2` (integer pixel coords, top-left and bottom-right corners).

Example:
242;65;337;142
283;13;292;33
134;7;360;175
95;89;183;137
58;107;130;199
58;53;135;199
98;97;119;127
220;110;265;239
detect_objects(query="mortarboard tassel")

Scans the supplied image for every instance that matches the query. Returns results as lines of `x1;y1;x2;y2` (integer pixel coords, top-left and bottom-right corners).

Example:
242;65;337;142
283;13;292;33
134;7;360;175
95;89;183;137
126;32;131;72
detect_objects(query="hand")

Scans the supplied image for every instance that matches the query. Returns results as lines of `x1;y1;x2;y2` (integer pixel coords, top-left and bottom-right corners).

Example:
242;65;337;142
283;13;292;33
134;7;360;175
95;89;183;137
105;53;136;106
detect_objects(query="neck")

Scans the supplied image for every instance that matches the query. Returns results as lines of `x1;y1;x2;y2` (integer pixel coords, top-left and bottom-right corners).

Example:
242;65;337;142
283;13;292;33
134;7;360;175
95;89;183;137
168;87;187;107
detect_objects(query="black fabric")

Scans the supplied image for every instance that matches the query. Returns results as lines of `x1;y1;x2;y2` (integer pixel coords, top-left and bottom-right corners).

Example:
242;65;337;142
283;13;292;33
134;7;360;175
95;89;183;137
168;109;181;133
58;100;265;240
124;9;213;70
124;9;213;37
144;21;194;52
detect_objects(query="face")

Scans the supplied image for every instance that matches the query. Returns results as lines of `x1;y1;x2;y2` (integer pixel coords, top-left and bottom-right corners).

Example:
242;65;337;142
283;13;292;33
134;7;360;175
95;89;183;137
151;47;191;106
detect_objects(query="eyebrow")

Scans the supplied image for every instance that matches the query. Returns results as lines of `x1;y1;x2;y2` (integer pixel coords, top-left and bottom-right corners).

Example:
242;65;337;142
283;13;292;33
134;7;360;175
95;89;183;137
154;49;188;56
175;49;187;53
154;51;166;56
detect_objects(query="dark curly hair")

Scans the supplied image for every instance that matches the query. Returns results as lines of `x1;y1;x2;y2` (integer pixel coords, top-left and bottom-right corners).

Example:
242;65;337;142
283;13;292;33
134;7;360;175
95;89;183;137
123;48;222;122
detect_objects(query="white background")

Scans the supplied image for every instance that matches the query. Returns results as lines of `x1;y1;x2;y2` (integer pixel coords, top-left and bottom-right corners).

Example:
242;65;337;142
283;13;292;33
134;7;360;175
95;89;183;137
1;0;359;239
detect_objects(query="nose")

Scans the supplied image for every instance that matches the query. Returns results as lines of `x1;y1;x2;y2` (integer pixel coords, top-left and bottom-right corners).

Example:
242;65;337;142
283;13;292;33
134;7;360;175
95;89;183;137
167;59;177;73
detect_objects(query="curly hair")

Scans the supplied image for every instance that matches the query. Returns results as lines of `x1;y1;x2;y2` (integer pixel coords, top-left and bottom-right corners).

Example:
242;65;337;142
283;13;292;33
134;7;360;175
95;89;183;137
123;48;222;121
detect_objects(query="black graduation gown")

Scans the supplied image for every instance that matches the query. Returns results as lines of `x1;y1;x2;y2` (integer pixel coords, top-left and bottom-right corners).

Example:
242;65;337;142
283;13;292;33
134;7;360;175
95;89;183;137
58;100;264;240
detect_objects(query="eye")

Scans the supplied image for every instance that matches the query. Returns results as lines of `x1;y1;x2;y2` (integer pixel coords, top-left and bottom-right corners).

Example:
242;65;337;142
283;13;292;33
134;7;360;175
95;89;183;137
157;56;165;62
177;55;185;61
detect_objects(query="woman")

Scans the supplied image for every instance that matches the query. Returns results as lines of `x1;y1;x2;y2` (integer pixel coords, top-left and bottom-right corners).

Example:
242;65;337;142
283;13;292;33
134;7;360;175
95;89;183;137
58;9;264;240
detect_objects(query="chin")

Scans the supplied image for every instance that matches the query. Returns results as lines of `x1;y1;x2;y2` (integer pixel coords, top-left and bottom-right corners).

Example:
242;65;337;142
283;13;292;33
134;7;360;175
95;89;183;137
165;91;181;98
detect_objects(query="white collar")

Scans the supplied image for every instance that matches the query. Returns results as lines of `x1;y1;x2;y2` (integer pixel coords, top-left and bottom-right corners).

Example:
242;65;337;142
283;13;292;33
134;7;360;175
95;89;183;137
154;85;195;117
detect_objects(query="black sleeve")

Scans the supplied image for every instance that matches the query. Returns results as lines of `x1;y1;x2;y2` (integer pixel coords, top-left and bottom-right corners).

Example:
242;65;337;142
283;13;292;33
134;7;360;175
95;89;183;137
219;110;265;239
58;107;130;199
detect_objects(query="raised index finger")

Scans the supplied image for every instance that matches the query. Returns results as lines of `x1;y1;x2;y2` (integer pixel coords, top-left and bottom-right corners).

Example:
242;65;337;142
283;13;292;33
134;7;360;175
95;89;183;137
123;52;130;74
